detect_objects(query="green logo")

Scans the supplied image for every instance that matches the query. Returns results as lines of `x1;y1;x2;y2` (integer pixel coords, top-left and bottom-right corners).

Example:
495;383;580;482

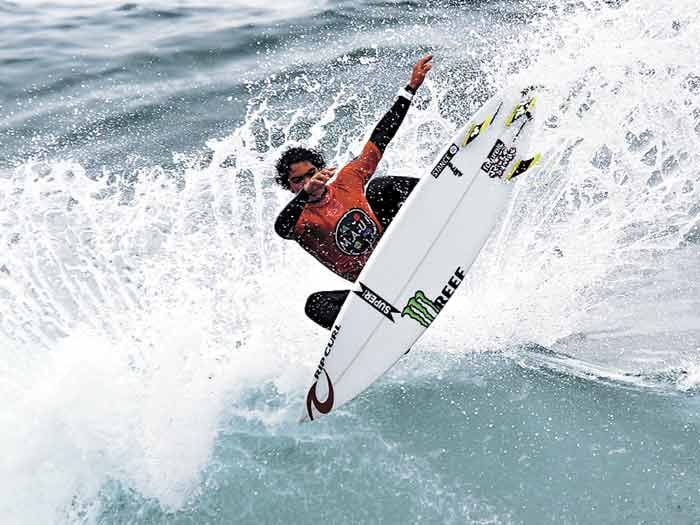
401;290;440;328
400;267;467;328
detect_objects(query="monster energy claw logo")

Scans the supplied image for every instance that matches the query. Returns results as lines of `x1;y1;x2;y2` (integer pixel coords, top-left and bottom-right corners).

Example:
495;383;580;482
401;290;439;328
401;267;466;328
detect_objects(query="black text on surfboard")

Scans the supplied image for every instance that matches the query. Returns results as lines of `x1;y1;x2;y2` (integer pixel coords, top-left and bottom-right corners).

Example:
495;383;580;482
307;325;341;420
431;144;461;178
314;324;341;380
354;282;401;322
481;139;517;179
401;267;465;327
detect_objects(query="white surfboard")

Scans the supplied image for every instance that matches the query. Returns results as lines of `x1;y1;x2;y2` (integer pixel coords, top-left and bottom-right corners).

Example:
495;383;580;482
302;87;541;421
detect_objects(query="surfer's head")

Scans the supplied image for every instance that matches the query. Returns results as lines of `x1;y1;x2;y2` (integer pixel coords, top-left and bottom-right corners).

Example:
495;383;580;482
275;147;326;192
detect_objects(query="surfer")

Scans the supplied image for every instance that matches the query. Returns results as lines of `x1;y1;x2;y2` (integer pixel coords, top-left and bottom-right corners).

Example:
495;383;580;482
274;54;433;329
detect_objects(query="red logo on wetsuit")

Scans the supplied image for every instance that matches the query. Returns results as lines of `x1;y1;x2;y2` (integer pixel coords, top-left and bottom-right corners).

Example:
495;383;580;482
334;208;379;256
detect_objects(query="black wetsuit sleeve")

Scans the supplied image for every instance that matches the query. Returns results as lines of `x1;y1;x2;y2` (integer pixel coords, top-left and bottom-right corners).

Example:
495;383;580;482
369;84;416;153
274;189;311;239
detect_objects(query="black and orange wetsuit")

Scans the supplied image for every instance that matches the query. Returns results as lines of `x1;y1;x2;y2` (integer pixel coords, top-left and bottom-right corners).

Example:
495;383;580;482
275;84;419;280
282;141;387;280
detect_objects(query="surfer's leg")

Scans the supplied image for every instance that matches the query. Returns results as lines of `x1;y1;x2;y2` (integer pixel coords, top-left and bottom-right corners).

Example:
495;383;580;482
366;176;419;229
305;290;350;330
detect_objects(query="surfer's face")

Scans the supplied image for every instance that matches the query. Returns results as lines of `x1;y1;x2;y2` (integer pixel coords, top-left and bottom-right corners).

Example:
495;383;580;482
287;161;319;193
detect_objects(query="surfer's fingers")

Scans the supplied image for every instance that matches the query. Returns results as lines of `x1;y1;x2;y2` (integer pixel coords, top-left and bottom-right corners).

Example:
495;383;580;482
412;57;433;80
415;54;433;68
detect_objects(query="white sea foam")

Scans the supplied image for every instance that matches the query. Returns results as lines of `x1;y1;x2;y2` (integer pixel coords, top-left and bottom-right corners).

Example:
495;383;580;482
3;0;700;522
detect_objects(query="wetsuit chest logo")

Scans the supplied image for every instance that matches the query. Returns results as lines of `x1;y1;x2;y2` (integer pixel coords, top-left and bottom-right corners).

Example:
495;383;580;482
334;208;379;256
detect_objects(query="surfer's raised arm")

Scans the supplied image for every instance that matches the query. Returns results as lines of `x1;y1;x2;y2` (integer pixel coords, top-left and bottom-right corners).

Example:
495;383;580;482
330;54;433;193
369;54;433;153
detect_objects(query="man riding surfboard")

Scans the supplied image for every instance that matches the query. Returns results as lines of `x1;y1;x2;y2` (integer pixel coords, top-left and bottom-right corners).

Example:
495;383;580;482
274;54;433;329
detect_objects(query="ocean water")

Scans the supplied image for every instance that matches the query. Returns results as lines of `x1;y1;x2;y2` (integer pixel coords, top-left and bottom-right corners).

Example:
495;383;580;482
2;0;700;523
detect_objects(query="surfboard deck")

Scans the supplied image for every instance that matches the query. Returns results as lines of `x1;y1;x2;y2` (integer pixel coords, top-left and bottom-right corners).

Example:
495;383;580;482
302;87;541;422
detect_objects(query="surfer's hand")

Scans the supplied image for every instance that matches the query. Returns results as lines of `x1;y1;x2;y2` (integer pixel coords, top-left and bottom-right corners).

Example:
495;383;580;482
408;54;433;91
304;167;335;199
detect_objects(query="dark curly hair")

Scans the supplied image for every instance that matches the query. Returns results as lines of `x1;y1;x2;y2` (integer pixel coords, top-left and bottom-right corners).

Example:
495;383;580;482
275;147;326;190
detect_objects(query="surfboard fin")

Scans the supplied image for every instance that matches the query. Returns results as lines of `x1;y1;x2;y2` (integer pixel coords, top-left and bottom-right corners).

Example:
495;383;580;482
505;153;541;181
462;111;495;147
505;96;537;127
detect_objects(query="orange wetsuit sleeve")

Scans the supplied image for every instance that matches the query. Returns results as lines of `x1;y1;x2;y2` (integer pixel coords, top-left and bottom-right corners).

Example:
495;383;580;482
334;140;383;190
